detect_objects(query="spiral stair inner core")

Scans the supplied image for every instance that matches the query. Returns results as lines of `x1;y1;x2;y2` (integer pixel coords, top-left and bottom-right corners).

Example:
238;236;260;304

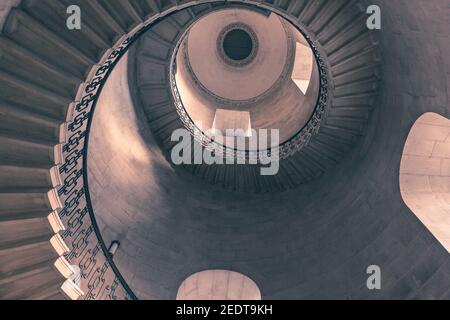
174;9;320;148
133;1;380;192
0;0;449;300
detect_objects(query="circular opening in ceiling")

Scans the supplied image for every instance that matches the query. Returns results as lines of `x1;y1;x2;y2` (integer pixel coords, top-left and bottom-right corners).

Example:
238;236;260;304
222;29;253;61
175;11;323;153
217;23;258;67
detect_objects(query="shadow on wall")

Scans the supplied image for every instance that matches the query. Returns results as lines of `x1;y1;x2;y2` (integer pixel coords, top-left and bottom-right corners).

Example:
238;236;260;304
400;112;450;253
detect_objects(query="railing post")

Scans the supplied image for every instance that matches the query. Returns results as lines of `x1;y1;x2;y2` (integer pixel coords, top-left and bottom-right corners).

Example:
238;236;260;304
108;240;120;258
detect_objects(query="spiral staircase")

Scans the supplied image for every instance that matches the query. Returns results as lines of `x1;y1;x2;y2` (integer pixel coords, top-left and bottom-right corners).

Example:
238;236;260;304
0;0;386;299
132;0;380;192
0;0;449;301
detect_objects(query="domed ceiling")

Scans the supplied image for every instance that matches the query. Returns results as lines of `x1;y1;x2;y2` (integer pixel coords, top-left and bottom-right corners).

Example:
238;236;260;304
175;8;320;147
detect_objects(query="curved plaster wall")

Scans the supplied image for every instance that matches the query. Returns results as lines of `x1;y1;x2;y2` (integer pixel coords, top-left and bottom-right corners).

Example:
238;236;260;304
400;113;450;253
88;0;450;300
186;9;289;101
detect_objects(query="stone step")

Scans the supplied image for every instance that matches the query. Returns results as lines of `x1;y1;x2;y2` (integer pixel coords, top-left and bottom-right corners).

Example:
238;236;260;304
316;1;361;43
328;32;377;62
0;101;61;144
333;91;378;107
0;38;82;98
0;70;70;120
309;1;352;35
0;264;64;299
330;41;379;69
323;15;368;56
334;79;379;97
100;0;143;31
0;217;54;251
4;9;94;78
0;241;58;281
0;136;56;168
298;0;328;27
0;165;57;190
130;0;161;20
333;64;380;88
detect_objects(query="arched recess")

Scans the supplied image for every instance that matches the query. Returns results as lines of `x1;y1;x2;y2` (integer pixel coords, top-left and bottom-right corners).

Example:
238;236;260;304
400;112;450;252
176;270;261;300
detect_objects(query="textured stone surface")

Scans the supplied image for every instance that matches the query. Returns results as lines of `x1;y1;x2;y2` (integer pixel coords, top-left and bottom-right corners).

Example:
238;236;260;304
0;0;20;32
87;0;450;300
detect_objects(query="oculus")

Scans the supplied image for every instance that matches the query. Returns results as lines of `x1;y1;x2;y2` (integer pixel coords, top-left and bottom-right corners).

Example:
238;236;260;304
217;23;258;67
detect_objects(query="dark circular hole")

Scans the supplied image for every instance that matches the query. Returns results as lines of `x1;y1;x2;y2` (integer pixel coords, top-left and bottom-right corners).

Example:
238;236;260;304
222;29;253;61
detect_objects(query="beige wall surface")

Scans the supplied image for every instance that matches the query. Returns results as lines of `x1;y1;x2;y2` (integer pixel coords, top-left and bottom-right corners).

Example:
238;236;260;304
400;113;450;252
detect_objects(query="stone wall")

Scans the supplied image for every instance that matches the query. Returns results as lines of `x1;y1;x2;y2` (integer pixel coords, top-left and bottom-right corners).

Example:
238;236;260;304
0;0;20;32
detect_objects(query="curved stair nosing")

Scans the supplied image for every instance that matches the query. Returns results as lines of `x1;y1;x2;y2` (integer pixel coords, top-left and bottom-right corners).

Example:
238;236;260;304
0;120;83;299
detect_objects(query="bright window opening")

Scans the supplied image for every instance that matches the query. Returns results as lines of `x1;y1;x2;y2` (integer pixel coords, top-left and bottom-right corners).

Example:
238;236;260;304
291;42;313;95
400;112;450;252
176;270;261;300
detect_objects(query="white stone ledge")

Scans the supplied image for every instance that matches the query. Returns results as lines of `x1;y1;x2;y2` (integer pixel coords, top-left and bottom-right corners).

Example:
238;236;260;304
47;188;62;211
66;102;76;123
61;278;84;301
49;234;69;256
54;256;74;279
49;166;62;188
59;122;68;144
48;210;65;234
53;144;64;166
